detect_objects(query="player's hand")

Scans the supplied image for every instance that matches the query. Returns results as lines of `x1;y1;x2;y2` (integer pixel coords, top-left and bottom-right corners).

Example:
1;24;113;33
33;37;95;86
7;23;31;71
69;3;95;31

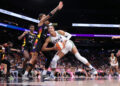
17;49;21;53
112;36;115;39
23;31;29;35
112;36;117;39
57;1;63;10
45;21;50;25
53;46;57;50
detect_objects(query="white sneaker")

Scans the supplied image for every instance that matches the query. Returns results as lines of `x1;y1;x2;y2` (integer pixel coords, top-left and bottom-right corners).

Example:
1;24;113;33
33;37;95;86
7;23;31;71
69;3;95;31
90;68;98;75
22;75;29;80
41;75;47;82
44;75;56;81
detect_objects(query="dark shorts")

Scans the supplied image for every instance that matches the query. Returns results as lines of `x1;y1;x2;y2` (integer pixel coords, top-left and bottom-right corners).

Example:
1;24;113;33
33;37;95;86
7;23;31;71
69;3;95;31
0;54;3;64
0;59;9;65
23;45;33;53
33;38;45;53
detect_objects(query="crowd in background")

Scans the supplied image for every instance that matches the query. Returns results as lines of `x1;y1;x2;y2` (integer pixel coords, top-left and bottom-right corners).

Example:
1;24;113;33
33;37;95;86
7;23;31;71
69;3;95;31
0;48;119;78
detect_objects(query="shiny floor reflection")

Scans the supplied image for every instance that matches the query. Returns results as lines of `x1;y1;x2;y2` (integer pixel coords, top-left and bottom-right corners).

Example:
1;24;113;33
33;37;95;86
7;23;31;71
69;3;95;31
0;77;120;86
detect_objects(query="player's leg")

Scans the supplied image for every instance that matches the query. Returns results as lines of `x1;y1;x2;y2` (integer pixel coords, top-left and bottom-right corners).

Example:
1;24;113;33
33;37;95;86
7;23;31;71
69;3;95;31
42;51;53;76
23;52;37;77
115;65;119;76
50;51;65;79
22;47;32;78
22;50;30;70
109;66;113;78
22;40;41;79
48;45;70;79
71;45;97;75
28;52;37;71
1;59;11;78
116;65;120;77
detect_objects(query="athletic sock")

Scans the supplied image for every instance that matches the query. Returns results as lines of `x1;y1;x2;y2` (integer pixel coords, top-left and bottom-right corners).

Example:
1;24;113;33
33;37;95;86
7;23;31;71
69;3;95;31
24;71;28;76
88;65;94;70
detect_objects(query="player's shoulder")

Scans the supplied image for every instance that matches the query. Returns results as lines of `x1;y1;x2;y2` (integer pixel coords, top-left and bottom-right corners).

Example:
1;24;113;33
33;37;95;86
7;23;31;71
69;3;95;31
57;30;65;34
57;30;64;32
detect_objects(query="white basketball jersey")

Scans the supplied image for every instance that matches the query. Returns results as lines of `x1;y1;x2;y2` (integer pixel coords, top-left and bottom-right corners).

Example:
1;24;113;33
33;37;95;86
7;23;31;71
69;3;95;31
50;31;67;44
110;56;117;64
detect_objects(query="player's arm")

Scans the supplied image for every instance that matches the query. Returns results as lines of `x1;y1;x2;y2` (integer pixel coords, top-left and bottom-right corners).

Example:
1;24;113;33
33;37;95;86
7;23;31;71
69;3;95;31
38;1;63;26
115;57;118;63
42;37;56;51
109;57;112;64
18;31;28;40
58;30;72;40
112;36;120;39
10;48;21;53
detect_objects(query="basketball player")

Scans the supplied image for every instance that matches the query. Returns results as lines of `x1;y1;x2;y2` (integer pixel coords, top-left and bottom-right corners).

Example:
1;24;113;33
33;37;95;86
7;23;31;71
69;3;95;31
112;36;120;57
18;24;36;73
109;53;119;77
0;42;20;79
22;1;63;80
0;45;10;78
42;25;98;79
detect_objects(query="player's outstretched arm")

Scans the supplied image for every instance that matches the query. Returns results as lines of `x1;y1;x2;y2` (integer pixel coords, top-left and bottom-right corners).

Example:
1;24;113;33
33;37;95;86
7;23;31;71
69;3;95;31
112;36;120;39
10;48;21;53
38;1;63;26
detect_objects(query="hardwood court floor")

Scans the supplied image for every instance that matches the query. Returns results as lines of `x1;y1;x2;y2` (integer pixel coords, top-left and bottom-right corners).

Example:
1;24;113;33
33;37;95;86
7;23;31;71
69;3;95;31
0;77;120;86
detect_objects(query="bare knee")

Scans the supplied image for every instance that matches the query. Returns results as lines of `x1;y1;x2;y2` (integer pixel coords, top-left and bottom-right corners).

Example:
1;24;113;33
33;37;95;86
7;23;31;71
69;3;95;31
23;50;29;59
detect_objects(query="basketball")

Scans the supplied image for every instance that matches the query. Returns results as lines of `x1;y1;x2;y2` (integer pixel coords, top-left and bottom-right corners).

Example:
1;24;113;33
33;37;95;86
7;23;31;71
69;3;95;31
55;42;65;50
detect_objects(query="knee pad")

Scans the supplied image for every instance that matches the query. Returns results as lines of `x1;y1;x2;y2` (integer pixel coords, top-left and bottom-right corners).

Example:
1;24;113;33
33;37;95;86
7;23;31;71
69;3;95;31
75;52;88;64
51;55;60;68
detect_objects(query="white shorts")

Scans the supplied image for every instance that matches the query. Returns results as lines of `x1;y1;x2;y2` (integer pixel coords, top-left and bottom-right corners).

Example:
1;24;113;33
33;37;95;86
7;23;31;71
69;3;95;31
61;40;75;55
111;62;118;67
